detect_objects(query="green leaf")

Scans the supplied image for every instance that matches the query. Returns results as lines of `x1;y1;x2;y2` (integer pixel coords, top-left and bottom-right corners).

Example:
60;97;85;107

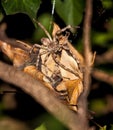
34;124;47;130
54;0;85;26
99;125;107;130
1;0;41;19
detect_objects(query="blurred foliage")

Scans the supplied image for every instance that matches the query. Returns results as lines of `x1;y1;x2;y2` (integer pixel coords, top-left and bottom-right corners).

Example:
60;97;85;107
90;99;107;116
100;125;107;130
110;125;113;130
1;0;85;26
35;113;67;130
34;124;47;130
0;0;113;130
92;19;113;48
102;0;113;9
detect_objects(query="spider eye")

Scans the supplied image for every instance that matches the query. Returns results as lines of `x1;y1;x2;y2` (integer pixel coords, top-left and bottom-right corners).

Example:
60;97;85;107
41;38;50;45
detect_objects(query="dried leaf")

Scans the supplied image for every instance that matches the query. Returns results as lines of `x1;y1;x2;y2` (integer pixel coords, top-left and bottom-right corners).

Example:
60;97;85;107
52;23;60;37
34;23;84;111
24;65;53;90
0;40;30;68
0;23;84;111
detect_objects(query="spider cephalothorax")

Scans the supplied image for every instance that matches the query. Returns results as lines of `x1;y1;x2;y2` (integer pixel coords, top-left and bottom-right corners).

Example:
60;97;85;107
30;22;83;111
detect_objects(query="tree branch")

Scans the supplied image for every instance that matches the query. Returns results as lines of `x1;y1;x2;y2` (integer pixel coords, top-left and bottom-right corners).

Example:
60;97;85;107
95;49;113;64
0;61;83;130
83;0;93;95
92;69;113;86
78;0;93;129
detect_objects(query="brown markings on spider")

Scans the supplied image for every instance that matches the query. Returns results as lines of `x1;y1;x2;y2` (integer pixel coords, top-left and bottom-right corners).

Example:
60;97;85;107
29;22;84;111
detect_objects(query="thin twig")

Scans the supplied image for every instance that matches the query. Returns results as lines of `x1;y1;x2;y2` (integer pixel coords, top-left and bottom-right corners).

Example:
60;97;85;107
95;49;113;64
92;69;113;86
0;61;84;130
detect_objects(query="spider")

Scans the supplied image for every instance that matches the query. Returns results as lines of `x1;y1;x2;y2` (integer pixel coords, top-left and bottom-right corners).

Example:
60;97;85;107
30;22;83;110
30;22;82;87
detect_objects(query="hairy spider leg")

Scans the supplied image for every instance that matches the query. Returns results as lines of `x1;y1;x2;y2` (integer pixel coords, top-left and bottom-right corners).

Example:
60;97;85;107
31;44;62;86
36;50;48;69
56;25;79;36
52;53;81;79
43;52;51;65
56;25;72;35
62;43;82;74
33;19;52;42
42;52;51;74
